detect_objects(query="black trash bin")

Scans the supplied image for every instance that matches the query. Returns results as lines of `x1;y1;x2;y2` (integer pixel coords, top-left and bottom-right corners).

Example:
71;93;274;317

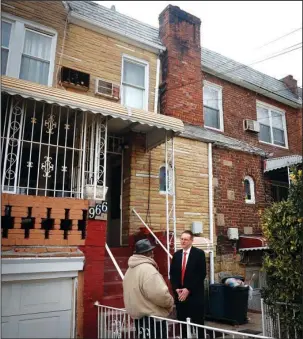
222;277;249;325
208;283;226;319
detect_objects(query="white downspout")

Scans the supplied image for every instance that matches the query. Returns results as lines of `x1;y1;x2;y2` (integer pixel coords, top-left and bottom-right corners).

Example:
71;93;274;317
208;143;215;284
154;57;161;113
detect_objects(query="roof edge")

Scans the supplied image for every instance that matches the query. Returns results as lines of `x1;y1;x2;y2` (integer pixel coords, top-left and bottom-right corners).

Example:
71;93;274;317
202;66;302;109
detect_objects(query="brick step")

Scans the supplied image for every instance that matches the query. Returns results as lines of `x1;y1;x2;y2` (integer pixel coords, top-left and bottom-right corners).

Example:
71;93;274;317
105;247;133;257
104;281;123;296
101;294;124;308
104;268;127;282
104;256;129;269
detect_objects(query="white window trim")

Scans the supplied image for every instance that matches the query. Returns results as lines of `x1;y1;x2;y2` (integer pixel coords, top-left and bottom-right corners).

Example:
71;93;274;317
244;175;255;204
121;53;149;111
2;12;57;86
159;164;173;195
203;80;224;132
256;100;288;149
1;18;14;75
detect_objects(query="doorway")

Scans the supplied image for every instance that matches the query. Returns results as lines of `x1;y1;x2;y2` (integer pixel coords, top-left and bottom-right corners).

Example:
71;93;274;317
106;153;123;247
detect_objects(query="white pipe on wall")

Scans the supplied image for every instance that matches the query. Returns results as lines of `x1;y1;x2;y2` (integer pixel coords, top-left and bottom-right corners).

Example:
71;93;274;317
208;143;215;284
154;57;161;113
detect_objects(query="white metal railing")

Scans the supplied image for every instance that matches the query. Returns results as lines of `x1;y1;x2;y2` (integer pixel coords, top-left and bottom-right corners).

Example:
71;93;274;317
132;208;172;260
1;94;123;199
261;298;301;339
95;302;273;339
105;243;124;280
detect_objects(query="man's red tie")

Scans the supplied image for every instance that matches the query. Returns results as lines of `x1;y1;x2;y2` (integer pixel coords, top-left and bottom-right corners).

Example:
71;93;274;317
181;251;187;285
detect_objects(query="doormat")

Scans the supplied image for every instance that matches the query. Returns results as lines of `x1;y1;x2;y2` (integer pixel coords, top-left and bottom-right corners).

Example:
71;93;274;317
237;329;262;334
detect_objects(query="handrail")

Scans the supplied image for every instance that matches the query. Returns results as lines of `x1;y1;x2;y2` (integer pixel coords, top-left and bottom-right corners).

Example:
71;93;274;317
105;243;124;280
132;208;172;259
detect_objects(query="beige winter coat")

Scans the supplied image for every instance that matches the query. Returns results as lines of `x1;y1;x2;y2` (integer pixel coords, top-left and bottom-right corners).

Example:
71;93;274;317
123;254;174;319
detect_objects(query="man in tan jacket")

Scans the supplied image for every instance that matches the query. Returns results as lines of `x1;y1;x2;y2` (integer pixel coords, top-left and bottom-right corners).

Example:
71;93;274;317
123;238;174;338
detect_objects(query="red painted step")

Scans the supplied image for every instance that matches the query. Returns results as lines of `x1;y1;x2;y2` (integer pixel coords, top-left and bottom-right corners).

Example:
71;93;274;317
101;294;124;308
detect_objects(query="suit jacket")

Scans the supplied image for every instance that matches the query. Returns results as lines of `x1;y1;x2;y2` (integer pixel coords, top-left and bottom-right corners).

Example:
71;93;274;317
170;246;206;304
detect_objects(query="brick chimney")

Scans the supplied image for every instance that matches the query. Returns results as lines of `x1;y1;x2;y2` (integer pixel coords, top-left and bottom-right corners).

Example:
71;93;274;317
159;5;203;126
281;75;298;96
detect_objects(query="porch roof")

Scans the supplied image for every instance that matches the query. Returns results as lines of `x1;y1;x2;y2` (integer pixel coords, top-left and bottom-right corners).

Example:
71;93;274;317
1;76;184;149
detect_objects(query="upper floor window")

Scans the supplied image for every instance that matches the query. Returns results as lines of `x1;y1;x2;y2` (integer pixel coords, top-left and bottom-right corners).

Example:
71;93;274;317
203;81;224;131
1;20;12;75
244;176;255;204
122;55;149;111
257;101;288;148
1;13;57;86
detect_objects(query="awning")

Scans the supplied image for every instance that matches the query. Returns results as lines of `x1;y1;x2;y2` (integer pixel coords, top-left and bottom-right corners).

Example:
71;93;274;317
264;155;302;172
1;76;184;150
239;235;269;252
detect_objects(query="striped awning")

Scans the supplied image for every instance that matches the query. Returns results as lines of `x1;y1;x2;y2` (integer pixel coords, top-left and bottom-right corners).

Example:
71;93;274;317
239;235;269;252
264;155;302;172
1;76;184;149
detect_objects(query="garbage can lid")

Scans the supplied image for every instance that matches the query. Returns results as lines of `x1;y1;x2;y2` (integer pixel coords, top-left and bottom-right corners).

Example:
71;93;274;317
221;275;245;284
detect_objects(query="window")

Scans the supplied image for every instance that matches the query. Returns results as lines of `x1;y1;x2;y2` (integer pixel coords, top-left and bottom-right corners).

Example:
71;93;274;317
203;81;223;131
1;20;12;75
271;183;288;202
121;55;149;110
1;13;57;86
257;102;288;148
159;165;173;194
244;176;255;204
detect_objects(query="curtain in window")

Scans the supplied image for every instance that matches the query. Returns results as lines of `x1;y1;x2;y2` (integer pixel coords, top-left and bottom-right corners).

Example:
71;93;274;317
271;111;285;146
122;60;145;110
19;30;51;85
204;86;220;129
1;21;11;75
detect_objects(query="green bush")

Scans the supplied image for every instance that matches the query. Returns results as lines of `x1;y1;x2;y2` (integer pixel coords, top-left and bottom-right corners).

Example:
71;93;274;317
261;167;302;337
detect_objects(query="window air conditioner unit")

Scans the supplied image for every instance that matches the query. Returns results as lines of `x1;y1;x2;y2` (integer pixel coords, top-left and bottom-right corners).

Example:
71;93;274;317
243;119;260;133
95;78;120;100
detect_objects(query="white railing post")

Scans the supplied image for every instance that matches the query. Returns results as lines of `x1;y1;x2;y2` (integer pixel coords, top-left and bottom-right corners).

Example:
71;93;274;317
186;318;192;339
105;243;125;280
261;298;266;336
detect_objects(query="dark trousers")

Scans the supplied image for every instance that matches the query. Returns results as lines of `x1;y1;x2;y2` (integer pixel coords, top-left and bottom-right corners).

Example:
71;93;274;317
176;301;205;339
135;316;168;338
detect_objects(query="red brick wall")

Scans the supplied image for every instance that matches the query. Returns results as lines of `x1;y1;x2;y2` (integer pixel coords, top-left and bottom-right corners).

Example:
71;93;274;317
80;219;107;339
159;5;204;125
212;149;270;255
203;73;302;157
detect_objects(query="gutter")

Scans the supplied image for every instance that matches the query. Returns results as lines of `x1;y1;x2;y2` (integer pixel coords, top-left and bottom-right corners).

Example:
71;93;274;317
208;143;215;284
68;11;166;53
154;57;161;113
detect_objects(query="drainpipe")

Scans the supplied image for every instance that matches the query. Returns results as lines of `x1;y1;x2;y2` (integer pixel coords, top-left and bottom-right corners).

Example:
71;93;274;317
208;143;215;284
154;57;161;113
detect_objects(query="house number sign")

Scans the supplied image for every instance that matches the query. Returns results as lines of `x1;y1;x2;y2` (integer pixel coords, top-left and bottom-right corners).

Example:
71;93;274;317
88;201;108;220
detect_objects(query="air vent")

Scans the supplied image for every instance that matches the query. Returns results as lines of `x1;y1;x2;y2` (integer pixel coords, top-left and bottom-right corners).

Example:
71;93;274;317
243;119;260;133
60;67;90;91
95;78;120;100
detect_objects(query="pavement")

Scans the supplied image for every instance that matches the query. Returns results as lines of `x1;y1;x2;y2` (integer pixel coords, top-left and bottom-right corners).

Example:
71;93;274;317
205;311;263;334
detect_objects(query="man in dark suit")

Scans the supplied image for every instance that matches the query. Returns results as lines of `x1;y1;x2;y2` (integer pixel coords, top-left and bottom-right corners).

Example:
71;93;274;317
170;230;206;338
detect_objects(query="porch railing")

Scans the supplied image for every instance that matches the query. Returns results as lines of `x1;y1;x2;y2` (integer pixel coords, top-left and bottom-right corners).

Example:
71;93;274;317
261;298;301;339
95;302;273;339
105;243;124;280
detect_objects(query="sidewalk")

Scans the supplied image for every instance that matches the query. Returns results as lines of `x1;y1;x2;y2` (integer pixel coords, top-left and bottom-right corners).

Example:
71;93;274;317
205;311;263;334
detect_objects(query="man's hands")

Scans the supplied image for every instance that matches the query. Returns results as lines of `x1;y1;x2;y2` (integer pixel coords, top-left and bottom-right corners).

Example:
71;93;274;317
176;288;190;302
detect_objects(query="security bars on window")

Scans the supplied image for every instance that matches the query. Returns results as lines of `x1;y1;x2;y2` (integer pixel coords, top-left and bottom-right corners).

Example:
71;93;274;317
1;95;123;199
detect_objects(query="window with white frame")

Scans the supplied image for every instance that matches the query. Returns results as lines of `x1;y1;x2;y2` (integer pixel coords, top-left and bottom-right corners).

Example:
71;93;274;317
203;81;223;131
122;55;148;110
1;14;57;86
159;165;173;194
257;102;288;148
244;176;255;204
1;20;12;75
